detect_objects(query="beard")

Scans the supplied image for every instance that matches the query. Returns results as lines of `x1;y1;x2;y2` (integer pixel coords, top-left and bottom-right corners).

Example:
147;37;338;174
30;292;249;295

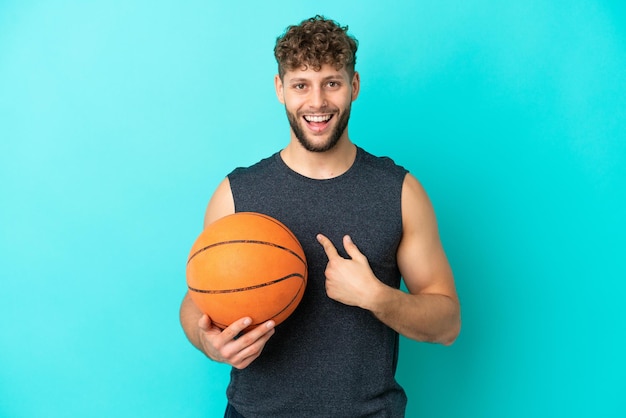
285;105;351;153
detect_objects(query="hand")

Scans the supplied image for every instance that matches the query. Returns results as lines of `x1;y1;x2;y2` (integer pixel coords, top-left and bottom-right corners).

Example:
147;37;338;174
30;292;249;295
316;234;383;309
197;314;275;369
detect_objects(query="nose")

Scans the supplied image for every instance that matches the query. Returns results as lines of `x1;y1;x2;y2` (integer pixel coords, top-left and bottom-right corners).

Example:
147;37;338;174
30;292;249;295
309;86;327;109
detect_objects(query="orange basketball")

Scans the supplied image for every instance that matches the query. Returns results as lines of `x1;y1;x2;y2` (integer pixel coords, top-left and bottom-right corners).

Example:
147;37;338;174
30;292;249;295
186;212;307;330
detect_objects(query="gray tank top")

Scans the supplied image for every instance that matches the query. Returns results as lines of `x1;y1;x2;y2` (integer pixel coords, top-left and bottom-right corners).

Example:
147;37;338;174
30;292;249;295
227;147;408;417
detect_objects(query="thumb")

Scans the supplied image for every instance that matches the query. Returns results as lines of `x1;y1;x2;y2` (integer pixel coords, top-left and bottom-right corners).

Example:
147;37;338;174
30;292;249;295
343;235;365;260
198;313;212;331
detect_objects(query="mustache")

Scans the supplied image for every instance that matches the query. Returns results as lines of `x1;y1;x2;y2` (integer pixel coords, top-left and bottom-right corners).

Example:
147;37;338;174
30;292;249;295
296;106;339;116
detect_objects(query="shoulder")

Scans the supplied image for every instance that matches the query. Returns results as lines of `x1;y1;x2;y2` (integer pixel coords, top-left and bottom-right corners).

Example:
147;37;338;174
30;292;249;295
357;147;408;177
402;173;428;200
203;177;235;227
229;153;280;180
401;173;435;231
355;148;408;197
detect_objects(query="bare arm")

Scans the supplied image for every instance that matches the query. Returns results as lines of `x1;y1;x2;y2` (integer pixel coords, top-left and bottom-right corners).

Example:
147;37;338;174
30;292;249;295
317;174;460;345
179;178;276;368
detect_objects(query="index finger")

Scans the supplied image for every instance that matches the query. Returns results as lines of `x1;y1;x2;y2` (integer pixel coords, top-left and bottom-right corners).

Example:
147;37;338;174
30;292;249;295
316;233;340;259
220;317;253;341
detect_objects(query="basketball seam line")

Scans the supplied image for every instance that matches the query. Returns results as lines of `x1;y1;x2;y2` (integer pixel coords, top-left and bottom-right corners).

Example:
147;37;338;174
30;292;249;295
211;281;306;329
207;275;304;329
187;272;305;294
247;213;301;245
187;239;307;266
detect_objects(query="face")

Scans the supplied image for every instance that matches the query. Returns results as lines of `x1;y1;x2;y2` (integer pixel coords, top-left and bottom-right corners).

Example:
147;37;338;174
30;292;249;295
275;64;360;152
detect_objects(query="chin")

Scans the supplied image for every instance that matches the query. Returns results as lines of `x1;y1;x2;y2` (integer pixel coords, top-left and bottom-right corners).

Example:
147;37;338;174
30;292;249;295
296;133;342;153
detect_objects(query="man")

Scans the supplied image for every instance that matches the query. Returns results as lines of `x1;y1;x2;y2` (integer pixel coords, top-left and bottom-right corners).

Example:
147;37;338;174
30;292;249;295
180;15;460;418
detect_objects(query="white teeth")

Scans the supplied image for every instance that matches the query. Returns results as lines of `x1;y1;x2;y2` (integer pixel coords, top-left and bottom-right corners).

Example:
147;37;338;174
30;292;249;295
304;114;332;123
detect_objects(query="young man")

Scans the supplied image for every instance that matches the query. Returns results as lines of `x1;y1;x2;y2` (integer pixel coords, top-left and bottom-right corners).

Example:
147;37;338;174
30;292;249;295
180;15;460;418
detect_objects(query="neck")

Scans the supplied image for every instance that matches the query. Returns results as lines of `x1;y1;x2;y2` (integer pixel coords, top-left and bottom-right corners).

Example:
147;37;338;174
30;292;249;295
280;136;357;180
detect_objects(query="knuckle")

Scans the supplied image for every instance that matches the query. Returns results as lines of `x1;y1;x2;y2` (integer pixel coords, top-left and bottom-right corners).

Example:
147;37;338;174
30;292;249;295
247;345;261;357
233;361;248;370
221;328;237;340
219;347;234;361
237;331;257;346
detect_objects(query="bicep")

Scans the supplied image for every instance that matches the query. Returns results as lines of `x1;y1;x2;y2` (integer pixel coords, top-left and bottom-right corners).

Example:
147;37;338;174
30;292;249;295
397;174;458;301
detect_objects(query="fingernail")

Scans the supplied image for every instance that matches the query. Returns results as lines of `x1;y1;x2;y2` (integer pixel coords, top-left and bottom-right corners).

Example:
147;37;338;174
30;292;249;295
266;321;275;328
243;318;251;326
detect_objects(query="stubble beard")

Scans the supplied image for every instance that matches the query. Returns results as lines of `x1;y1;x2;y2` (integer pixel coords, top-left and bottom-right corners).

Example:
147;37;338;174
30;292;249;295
285;105;352;153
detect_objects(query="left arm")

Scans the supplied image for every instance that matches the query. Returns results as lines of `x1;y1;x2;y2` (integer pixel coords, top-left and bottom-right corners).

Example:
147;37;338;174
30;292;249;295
317;174;460;345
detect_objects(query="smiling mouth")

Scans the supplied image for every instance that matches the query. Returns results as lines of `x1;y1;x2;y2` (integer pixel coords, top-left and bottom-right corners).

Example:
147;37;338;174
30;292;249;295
303;114;333;123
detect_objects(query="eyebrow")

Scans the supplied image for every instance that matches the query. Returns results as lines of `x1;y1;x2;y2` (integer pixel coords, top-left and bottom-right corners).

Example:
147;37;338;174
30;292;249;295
287;75;345;84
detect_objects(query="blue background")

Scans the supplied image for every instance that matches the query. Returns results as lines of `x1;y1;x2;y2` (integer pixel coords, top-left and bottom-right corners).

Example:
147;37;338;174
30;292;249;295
1;1;624;417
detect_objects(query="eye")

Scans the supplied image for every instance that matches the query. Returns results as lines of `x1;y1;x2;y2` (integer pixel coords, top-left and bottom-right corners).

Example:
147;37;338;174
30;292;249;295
293;83;306;90
327;81;341;88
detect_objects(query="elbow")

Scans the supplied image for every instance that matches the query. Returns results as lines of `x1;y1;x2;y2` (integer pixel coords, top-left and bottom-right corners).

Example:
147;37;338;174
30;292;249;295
417;310;461;346
441;306;461;346
441;322;461;346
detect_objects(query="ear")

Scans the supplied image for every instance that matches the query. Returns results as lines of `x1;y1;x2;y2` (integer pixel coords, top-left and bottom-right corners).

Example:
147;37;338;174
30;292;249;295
274;74;285;104
351;71;361;102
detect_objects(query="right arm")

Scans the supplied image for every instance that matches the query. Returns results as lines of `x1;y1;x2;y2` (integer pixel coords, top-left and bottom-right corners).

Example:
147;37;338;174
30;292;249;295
179;177;276;369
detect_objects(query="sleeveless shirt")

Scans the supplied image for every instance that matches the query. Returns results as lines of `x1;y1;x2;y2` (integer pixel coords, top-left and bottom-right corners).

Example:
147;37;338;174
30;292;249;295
226;146;409;418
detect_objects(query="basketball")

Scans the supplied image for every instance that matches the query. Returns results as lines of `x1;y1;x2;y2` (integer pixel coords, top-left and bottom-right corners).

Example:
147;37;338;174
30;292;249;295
186;212;307;331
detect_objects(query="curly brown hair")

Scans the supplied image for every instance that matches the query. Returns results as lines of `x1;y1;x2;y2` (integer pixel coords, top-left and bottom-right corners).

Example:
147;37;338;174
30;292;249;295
274;15;358;79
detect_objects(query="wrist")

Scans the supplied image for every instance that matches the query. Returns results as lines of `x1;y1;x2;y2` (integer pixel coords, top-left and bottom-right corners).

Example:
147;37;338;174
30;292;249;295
362;279;390;313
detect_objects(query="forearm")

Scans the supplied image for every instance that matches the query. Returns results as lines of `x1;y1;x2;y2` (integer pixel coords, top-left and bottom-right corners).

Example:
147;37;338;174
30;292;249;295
367;285;461;345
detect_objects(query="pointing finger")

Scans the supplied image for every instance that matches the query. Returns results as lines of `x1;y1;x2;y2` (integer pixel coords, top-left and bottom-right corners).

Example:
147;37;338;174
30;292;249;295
316;233;340;260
